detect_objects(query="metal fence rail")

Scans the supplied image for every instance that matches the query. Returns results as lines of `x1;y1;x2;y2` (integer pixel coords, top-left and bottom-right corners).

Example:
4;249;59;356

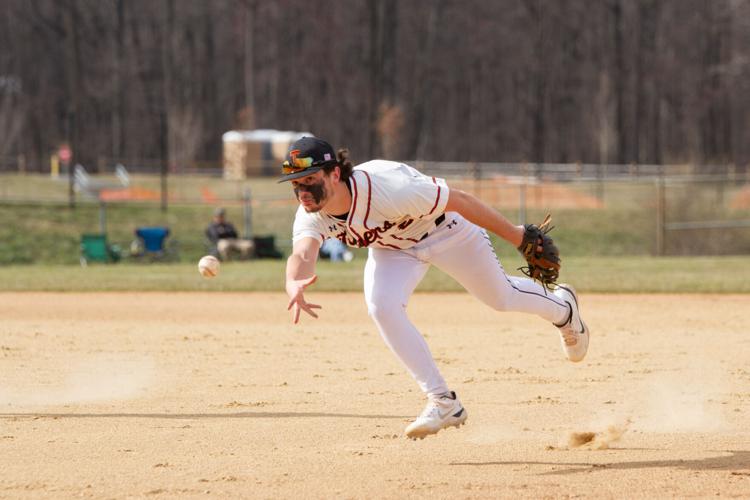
665;220;750;230
2;154;748;179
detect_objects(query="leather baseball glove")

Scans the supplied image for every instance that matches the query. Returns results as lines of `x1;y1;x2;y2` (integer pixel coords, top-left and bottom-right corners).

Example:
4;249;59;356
517;214;560;290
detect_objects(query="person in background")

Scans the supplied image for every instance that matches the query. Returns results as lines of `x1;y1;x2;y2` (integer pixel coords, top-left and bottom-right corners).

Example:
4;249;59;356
320;238;354;262
205;207;254;260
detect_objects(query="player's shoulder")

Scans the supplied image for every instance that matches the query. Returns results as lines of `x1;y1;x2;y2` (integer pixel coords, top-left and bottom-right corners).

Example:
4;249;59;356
355;159;400;171
354;160;424;185
293;204;324;224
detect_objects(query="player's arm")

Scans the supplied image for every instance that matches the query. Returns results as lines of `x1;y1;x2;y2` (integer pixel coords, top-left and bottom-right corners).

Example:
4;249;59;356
444;188;524;247
285;236;322;324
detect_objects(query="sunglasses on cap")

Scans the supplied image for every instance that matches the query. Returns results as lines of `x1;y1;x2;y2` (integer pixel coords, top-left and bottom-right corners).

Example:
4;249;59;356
281;155;336;175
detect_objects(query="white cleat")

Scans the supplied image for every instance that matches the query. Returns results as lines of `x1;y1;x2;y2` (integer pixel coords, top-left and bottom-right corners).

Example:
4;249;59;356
553;284;590;362
405;391;467;440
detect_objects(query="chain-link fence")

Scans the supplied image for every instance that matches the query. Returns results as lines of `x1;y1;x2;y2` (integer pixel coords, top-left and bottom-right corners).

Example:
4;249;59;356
1;161;749;263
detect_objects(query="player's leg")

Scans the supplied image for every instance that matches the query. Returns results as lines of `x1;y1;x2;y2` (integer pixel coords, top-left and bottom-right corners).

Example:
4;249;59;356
364;247;468;439
364;248;445;396
423;215;589;361
237;239;254;258
217;239;231;261
425;215;568;322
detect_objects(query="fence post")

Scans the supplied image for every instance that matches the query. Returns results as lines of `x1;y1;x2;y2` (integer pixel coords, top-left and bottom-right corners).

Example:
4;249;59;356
243;187;253;240
67;158;75;208
98;201;107;234
655;168;666;256
17;154;26;174
160;162;168;212
160;111;168;212
471;162;480;199
519;162;528;225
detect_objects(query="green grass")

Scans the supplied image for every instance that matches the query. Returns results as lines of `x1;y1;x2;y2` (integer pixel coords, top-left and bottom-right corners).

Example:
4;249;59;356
0;201;300;265
0;173;300;265
2;173;749;265
1;256;749;293
0;187;662;264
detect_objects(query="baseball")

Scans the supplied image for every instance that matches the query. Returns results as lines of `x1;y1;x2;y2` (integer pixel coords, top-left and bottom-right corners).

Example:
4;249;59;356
198;255;220;278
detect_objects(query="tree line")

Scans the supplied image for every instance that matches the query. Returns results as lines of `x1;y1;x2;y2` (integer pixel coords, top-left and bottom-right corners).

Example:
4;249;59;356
1;0;748;172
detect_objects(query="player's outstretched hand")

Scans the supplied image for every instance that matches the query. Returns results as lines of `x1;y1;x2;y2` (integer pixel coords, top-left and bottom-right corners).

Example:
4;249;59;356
286;275;322;324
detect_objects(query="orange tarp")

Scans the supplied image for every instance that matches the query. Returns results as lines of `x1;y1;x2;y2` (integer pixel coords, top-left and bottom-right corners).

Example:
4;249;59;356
99;187;162;202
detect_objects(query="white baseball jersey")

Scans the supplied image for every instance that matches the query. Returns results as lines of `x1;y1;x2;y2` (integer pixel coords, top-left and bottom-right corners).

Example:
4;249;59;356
292;160;449;249
289;158;575;400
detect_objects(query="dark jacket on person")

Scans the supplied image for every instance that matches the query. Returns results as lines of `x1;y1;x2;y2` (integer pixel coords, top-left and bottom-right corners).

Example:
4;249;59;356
206;222;239;243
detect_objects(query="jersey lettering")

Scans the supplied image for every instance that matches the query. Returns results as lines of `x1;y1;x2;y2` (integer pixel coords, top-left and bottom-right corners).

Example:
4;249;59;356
398;218;414;230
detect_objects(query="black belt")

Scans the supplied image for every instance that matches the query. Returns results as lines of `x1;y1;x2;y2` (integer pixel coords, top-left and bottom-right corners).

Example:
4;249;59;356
420;213;446;241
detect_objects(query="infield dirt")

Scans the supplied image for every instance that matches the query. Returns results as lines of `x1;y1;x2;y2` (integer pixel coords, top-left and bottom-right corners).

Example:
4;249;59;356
1;292;749;499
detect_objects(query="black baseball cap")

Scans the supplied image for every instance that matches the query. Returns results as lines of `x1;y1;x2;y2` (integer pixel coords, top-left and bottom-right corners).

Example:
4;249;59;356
278;136;338;182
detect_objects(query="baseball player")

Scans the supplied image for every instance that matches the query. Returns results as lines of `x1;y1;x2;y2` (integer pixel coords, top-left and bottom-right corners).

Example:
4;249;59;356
282;137;589;440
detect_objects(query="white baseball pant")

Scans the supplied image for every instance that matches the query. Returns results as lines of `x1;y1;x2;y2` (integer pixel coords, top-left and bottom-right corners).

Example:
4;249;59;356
363;212;569;397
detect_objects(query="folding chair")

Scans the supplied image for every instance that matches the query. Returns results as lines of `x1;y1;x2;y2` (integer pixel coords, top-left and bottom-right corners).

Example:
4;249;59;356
131;227;178;261
80;233;122;266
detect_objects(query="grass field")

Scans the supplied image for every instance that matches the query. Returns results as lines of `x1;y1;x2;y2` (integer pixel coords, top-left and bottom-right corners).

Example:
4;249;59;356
1;173;749;265
1;256;749;293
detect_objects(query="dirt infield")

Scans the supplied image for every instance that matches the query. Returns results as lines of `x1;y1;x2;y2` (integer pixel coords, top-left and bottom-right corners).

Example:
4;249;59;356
1;292;749;499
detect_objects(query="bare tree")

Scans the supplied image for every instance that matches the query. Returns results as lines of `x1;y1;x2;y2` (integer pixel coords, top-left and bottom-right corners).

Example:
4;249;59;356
2;0;748;171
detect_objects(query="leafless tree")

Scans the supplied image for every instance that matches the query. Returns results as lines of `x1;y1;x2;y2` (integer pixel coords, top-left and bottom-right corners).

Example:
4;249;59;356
1;0;748;171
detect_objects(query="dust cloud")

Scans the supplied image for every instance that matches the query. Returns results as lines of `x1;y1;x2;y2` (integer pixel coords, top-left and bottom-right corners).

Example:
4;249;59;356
567;421;631;450
562;362;728;449
0;354;154;407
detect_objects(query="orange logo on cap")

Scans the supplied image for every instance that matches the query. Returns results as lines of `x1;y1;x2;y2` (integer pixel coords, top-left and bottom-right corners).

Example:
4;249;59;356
286;149;313;168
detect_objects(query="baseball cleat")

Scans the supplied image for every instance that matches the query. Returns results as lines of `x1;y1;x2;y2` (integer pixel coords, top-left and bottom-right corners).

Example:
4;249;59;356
553;284;589;362
405;391;467;440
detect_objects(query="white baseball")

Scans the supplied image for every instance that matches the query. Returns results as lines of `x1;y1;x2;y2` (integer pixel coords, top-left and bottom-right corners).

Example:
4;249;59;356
198;255;220;278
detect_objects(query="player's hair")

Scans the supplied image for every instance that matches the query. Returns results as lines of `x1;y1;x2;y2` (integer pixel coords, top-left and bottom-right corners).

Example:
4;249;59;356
323;148;354;182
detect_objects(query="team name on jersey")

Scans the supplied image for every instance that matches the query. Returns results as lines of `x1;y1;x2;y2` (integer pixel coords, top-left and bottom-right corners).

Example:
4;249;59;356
335;217;415;248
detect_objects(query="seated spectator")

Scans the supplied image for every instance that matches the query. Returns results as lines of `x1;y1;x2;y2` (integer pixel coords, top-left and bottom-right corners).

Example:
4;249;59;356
205;207;254;260
320;238;353;262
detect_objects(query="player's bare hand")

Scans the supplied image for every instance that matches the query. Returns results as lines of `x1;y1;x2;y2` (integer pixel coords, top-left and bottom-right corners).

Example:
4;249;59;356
286;275;321;324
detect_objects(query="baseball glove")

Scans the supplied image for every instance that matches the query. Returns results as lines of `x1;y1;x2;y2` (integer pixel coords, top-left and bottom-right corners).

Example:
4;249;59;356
517;214;560;290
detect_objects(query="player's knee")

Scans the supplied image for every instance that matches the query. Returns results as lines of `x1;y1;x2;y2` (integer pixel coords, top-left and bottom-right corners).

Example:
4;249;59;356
489;294;511;312
366;296;403;321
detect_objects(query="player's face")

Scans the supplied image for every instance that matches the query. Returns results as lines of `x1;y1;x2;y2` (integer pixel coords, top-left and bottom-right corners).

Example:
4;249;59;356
292;171;331;213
